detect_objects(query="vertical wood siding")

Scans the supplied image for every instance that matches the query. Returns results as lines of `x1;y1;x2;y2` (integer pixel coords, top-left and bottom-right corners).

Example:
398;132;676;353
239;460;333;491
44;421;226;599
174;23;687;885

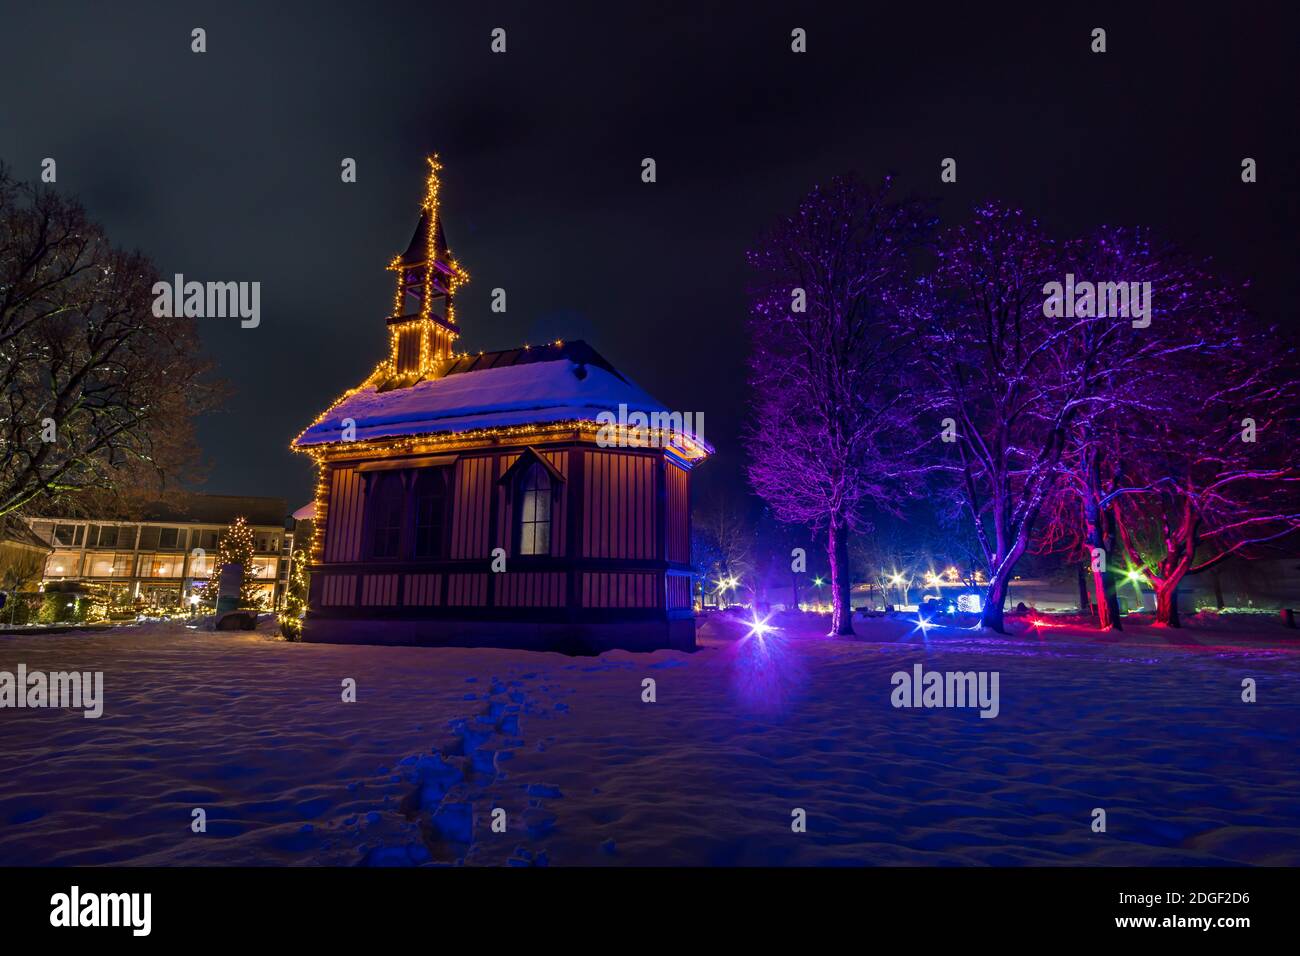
360;573;399;606
666;573;692;608
496;453;520;552
447;573;488;606
320;574;357;606
324;466;365;563
496;571;566;607
581;571;658;608
403;573;441;606
582;451;655;559
665;460;689;564
396;327;421;374
450;457;494;559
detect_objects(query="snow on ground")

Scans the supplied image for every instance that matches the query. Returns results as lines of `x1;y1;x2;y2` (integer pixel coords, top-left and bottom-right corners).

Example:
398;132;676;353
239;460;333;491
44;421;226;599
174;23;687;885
1;610;1298;866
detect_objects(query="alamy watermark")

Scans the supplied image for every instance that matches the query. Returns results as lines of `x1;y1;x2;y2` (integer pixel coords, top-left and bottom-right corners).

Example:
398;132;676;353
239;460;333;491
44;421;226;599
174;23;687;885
50;886;150;936
152;273;260;328
1042;273;1152;328
0;665;103;718
890;663;1000;718
595;403;704;450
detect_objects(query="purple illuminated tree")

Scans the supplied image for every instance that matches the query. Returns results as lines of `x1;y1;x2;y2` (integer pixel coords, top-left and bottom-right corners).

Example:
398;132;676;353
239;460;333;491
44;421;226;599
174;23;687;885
746;176;931;635
907;204;1089;632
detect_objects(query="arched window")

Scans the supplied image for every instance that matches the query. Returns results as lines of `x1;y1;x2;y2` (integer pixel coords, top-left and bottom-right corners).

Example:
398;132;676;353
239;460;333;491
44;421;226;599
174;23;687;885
413;468;448;559
516;462;552;556
369;472;404;559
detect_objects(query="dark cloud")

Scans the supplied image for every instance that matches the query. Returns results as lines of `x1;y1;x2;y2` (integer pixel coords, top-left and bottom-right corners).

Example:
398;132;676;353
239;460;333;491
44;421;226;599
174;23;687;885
2;1;1296;509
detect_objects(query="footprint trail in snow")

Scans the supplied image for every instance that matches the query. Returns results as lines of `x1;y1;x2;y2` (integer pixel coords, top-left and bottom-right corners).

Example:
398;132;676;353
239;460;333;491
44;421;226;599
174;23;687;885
356;671;571;866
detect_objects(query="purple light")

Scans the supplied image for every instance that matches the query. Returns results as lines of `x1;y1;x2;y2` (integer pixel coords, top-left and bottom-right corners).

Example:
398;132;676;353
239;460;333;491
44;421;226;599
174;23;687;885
746;612;775;640
728;614;805;714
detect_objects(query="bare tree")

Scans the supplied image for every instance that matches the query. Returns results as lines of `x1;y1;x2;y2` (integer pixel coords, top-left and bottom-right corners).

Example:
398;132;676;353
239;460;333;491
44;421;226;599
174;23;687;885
1108;329;1300;626
909;204;1081;632
1025;226;1245;629
747;176;931;635
0;164;215;518
693;493;755;604
1053;227;1298;627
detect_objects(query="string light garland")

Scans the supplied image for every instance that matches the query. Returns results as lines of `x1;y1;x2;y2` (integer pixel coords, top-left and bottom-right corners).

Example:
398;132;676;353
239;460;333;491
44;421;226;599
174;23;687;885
278;526;313;640
381;153;470;384
300;419;709;462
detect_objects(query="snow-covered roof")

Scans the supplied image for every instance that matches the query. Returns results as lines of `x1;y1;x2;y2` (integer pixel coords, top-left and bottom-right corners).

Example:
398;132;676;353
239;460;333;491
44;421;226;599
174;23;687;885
294;341;712;457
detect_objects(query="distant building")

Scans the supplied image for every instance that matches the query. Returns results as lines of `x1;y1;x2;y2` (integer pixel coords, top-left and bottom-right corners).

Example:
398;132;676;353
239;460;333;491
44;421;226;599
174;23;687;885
28;494;292;608
292;156;711;652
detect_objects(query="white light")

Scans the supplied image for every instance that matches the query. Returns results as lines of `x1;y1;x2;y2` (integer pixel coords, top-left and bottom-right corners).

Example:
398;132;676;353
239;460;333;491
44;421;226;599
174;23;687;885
746;613;776;639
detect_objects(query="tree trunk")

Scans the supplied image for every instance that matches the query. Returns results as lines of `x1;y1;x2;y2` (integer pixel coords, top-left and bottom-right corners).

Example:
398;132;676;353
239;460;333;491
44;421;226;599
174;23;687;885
1212;570;1225;610
980;572;1009;633
1090;565;1123;631
1083;492;1122;631
1077;565;1090;616
1155;583;1181;627
827;523;855;636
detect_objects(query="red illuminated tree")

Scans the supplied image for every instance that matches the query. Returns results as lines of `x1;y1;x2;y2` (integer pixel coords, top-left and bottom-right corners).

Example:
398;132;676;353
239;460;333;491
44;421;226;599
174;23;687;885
908;210;1296;632
1106;323;1300;626
1036;226;1251;629
1042;226;1298;628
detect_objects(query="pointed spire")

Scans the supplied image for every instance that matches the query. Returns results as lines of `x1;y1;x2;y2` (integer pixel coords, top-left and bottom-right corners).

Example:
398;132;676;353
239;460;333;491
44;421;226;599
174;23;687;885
397;155;453;268
397;208;450;268
383;154;470;385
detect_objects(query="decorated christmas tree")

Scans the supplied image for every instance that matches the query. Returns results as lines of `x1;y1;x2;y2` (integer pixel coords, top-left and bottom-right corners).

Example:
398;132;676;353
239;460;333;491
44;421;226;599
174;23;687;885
205;516;264;608
278;525;312;640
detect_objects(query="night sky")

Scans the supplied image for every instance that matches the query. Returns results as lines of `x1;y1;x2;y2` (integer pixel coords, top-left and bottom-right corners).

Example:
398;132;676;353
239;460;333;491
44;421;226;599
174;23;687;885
2;2;1296;511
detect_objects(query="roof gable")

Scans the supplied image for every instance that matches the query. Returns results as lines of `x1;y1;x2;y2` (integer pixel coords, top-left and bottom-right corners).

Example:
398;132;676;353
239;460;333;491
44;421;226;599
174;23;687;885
441;340;626;381
496;446;567;487
295;341;700;450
